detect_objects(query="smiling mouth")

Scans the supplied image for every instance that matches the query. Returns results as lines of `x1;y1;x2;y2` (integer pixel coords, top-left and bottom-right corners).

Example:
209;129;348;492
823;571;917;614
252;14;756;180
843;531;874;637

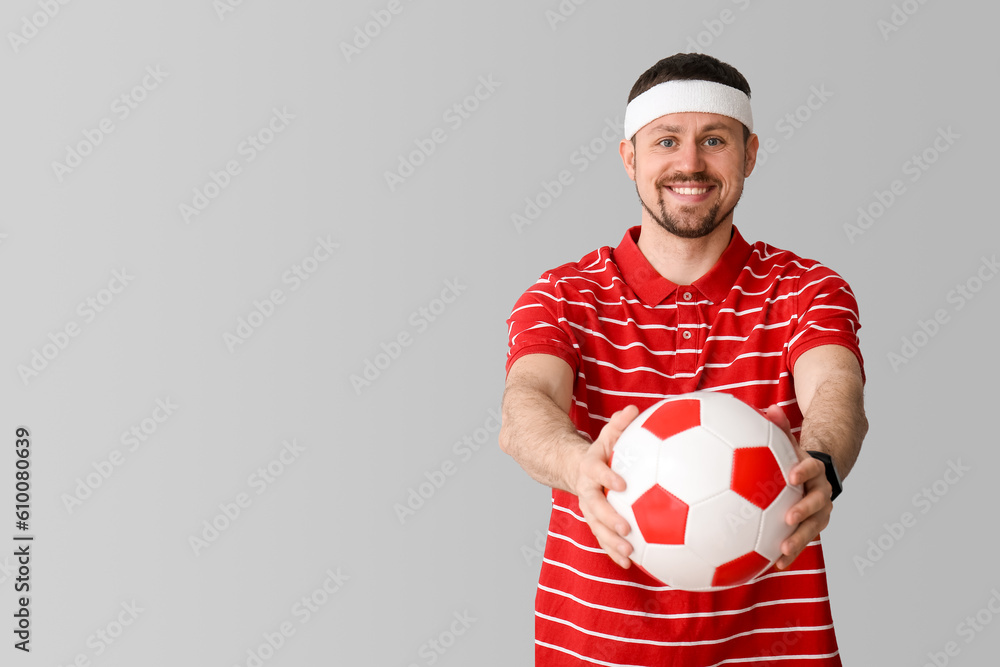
668;186;711;195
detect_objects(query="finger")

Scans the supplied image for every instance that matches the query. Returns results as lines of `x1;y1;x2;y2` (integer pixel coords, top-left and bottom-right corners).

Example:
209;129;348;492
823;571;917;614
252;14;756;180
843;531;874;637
581;449;627;493
777;475;832;570
590;520;634;569
579;491;634;568
789;457;827;488
612;404;640;426
603;465;627;493
580;485;631;537
763;404;792;436
763;404;803;456
776;512;828;570
785;477;831;526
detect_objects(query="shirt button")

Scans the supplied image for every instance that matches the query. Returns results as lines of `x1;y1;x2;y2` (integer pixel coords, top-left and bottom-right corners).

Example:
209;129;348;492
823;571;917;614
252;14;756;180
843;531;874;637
682;331;692;340
683;291;693;301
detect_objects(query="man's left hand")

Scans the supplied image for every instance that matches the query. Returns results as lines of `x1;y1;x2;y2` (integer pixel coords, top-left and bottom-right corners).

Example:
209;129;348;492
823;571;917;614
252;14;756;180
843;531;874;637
764;404;833;571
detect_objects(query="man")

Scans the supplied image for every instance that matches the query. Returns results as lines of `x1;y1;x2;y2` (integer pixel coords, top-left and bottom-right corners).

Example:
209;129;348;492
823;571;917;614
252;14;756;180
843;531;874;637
500;53;868;665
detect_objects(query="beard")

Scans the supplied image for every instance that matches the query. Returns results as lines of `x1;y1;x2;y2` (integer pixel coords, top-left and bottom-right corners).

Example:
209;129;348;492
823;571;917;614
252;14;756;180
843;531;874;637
637;175;740;239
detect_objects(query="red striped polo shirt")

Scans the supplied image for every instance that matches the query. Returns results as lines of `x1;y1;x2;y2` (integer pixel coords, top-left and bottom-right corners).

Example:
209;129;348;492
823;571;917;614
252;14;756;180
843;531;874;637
505;225;863;666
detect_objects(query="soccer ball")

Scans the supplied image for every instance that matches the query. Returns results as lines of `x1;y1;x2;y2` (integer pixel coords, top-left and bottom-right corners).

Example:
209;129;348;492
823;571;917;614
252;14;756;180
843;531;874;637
606;391;803;591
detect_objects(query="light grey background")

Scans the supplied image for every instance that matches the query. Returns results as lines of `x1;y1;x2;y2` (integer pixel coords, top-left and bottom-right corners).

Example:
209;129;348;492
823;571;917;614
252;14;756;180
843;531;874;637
1;1;997;665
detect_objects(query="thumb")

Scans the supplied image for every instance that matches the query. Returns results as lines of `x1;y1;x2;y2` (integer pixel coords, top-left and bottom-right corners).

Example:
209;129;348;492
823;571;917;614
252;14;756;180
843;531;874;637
599;405;640;454
764;404;797;446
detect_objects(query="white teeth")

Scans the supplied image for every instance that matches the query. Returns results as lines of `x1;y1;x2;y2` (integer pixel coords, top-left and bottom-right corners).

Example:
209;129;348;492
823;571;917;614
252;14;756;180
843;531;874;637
671;187;709;195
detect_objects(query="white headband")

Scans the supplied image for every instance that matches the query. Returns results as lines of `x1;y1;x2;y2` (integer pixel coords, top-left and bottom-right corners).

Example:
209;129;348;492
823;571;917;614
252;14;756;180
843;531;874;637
624;79;753;139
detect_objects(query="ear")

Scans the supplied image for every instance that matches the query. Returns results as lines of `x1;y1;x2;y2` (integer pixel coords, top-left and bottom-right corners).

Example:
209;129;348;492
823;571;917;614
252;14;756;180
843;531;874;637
743;133;759;177
619;138;636;181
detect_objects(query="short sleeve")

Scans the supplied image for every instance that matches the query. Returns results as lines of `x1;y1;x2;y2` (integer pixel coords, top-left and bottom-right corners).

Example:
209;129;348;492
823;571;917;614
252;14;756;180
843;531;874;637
505;277;581;377
787;263;865;382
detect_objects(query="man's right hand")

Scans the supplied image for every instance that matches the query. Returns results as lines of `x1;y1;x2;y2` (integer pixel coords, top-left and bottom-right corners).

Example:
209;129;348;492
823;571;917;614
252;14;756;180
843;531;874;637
500;355;641;569
572;405;640;569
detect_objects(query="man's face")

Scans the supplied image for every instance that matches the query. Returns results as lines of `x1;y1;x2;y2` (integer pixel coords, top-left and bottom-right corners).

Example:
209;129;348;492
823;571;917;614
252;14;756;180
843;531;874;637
620;112;758;239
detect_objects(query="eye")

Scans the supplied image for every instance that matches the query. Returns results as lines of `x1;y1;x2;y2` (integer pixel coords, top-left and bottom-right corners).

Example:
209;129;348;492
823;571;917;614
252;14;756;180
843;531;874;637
705;137;722;147
658;138;675;148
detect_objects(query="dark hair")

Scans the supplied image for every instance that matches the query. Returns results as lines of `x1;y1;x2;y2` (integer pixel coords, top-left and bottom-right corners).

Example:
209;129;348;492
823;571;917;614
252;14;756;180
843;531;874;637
628;53;752;142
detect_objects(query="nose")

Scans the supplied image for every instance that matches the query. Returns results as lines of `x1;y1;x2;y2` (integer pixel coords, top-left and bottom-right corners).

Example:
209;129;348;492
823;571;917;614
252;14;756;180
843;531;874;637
675;140;706;174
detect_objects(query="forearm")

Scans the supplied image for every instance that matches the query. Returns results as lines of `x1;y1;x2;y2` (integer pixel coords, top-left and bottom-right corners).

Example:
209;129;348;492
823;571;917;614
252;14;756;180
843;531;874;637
797;369;868;480
498;383;590;494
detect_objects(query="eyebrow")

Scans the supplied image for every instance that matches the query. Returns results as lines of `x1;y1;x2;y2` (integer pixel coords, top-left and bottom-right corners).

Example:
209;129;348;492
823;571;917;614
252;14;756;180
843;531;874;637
648;122;735;135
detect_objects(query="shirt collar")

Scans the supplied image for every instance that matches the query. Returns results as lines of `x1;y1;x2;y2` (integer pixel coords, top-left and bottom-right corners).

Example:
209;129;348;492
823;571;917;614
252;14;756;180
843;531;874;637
614;225;753;306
